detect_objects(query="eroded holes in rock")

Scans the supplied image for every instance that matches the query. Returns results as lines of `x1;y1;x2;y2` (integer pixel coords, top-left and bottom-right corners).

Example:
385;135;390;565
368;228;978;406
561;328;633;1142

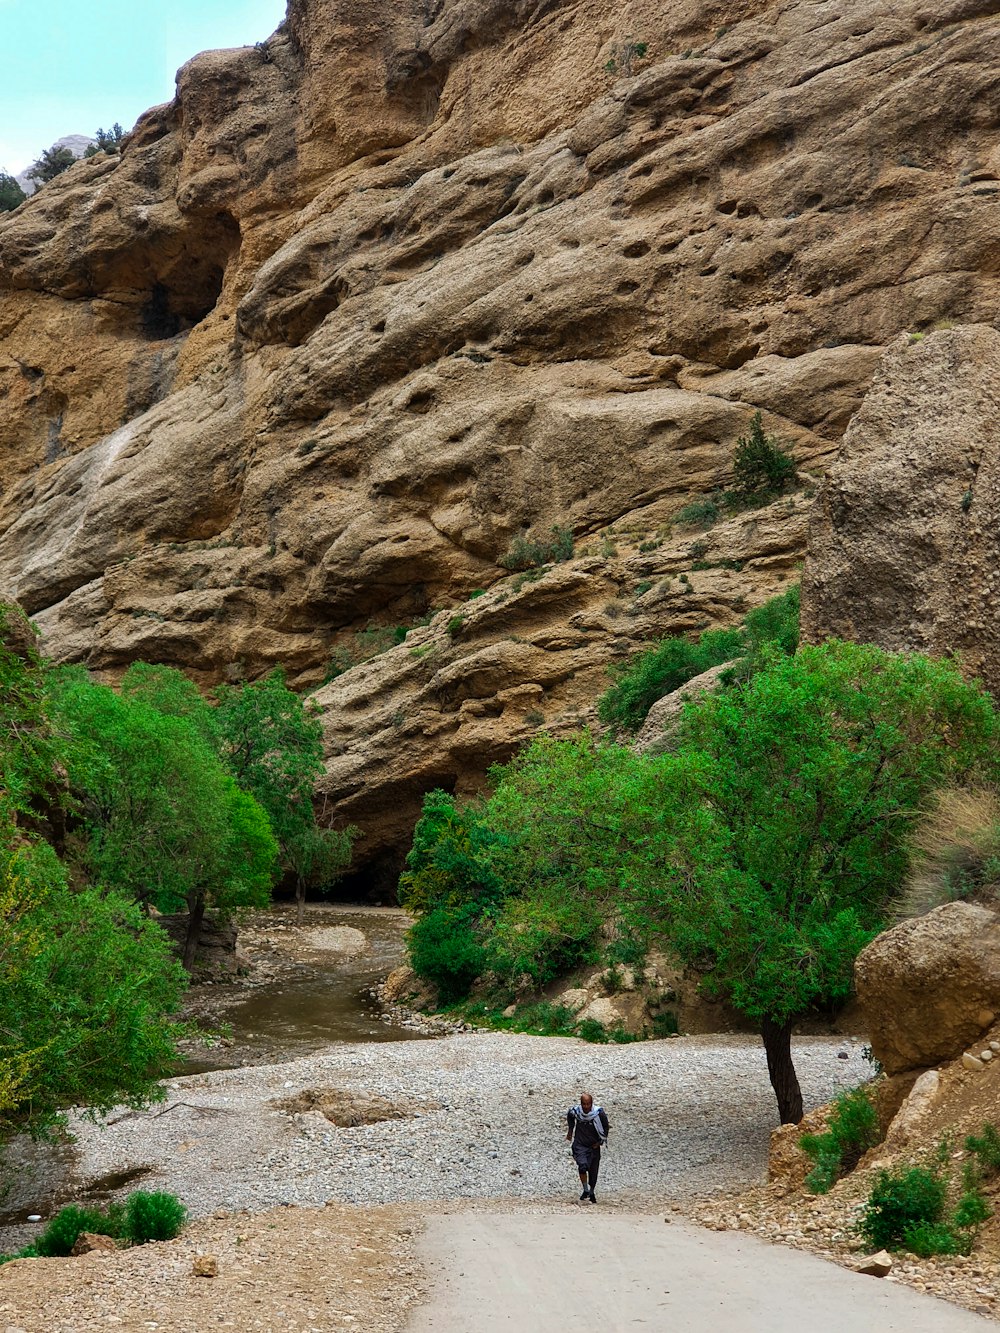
524;293;534;302
406;389;435;413
717;199;739;215
560;236;580;248
515;250;535;267
622;240;651;258
538;189;555;205
373;320;387;334
617;280;640;295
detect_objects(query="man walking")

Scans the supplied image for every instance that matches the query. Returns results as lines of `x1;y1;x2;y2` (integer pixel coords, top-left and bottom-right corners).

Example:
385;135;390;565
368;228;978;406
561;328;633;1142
566;1092;609;1203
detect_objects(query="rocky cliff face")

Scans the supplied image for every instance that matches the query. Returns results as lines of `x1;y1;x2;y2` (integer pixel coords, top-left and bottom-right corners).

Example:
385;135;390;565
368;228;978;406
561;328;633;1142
3;0;1000;878
802;324;1000;695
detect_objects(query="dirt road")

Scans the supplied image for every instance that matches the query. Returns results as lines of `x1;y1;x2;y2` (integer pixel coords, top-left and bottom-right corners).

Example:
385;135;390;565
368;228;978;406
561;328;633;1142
406;1212;995;1332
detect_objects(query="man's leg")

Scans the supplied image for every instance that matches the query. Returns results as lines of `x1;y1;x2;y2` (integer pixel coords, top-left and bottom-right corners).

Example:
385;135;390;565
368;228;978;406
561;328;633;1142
588;1148;600;1201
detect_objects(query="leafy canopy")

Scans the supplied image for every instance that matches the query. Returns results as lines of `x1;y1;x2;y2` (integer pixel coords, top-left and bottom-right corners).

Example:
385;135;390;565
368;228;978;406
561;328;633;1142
666;641;999;1026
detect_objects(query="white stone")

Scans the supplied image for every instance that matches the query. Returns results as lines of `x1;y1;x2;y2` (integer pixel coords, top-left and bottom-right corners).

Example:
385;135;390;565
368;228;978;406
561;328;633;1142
962;1052;985;1071
980;1049;994;1062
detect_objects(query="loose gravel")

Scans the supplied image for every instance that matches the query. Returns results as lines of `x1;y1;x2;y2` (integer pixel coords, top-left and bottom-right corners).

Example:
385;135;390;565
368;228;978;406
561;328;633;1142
8;1032;870;1236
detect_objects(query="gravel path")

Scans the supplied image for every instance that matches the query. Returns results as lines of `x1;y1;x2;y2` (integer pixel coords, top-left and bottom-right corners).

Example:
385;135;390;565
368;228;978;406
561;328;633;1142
9;1031;870;1232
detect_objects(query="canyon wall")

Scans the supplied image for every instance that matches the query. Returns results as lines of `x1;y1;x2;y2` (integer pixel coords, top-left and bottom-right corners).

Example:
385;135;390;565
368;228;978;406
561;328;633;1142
3;0;1000;876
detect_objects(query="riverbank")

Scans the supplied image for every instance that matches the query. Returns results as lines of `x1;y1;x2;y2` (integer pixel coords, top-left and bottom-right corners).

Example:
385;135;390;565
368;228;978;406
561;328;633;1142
1;1029;869;1256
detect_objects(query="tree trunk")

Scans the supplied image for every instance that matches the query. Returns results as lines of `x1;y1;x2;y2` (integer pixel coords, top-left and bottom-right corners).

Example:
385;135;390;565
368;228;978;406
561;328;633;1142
760;1017;804;1124
182;894;207;973
296;875;305;925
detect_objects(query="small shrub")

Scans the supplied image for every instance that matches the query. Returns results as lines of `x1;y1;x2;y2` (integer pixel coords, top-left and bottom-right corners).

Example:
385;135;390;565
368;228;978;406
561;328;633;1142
966;1123;1000;1177
470;589;486;599
675;498;719;529
577;1018;610;1043
499;525;574;571
34;1205;117;1257
902;1221;971;1257
858;1167;946;1250
409;905;487;1003
731;412;797;500
651;1011;679;1037
801;1086;880;1194
689;540;709;560
953;1189;992;1230
446;615;465;638
123;1191;187;1244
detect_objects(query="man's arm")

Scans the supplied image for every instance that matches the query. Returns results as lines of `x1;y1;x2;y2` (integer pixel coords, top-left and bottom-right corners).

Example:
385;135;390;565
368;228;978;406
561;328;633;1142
599;1109;609;1140
566;1110;574;1142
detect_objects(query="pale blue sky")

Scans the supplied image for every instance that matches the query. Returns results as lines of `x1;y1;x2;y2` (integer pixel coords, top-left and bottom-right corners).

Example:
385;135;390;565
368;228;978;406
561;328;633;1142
0;0;287;174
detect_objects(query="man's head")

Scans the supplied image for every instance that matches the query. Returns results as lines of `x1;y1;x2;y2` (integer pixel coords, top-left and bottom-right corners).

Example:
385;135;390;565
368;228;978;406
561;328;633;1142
580;1092;593;1112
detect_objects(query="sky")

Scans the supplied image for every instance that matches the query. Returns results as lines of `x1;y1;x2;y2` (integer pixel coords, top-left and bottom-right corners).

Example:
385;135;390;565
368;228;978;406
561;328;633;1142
0;0;288;175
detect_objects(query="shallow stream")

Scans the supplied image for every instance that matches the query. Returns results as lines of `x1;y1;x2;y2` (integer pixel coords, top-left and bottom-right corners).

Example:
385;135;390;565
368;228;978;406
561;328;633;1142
180;904;427;1073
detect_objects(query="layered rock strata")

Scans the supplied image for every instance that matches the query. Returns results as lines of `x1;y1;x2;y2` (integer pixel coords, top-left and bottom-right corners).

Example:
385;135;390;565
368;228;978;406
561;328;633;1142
4;0;1000;866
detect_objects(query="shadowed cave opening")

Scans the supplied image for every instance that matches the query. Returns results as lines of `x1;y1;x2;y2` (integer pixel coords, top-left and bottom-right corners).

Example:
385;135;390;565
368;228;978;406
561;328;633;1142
136;211;241;340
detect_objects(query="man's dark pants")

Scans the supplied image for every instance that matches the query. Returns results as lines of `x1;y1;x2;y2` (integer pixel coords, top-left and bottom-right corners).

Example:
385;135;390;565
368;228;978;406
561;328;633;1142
572;1139;601;1187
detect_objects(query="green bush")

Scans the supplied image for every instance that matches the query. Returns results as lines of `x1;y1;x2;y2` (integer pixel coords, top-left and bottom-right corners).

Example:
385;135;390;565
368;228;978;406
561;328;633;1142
675;498;719;529
0;171;26;213
576;1019;610;1043
902;1221;971;1258
598;587;801;734
124;1191;187;1244
858;1167;946;1250
965;1123;1000;1176
801;1086;880;1194
408;905;486;1003
499;525;574;571
598;626;744;734
34;1205;119;1257
650;1011;679;1038
953;1189;992;1230
731;412;797;499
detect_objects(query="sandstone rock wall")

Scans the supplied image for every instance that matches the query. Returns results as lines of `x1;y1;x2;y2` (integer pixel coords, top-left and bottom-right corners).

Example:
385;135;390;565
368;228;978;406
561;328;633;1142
802;325;1000;695
4;0;1000;868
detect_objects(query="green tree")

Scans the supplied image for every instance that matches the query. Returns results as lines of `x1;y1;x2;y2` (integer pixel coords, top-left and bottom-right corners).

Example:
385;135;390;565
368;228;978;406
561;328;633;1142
52;673;276;969
731;411;797;499
667;642;999;1123
215;669;351;920
27;145;76;185
0;827;186;1140
84;124;125;157
0;172;25;213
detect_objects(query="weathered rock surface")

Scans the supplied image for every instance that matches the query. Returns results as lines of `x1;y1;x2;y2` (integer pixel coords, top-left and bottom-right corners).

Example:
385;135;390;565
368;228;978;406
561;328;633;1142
803;325;1000;694
4;0;1000;867
854;902;1000;1075
634;661;731;754
70;1232;118;1257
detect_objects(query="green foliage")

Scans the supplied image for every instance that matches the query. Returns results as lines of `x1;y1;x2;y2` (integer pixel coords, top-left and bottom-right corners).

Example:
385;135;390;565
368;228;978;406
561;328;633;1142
10;1189;185;1261
34;1205;117;1257
901;1221;971;1257
27;144;77;185
953;1190;992;1230
676;497;720;529
0;830;186;1139
84;124;126;157
52;672;277;932
858;1167;947;1250
667;643;998;1032
499;525;574;572
124;1190;187;1243
215;668;346;908
598;626;744;733
576;1018;610;1043
966;1123;1000;1177
731;412;797;499
446;615;465;638
408;905;486;1003
650;1011;679;1037
801;1086;881;1194
599;588;800;734
0;171;26;212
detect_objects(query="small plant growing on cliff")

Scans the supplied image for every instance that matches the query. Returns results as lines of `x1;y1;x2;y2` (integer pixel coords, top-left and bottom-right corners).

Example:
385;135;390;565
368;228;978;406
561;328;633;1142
604;38;649;76
731;412;797;500
499;525;574;571
675;497;719;529
0;171;25;212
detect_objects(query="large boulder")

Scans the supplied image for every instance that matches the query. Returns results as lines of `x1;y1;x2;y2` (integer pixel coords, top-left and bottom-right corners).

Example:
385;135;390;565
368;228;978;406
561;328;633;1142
633;662;732;755
854;902;1000;1074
